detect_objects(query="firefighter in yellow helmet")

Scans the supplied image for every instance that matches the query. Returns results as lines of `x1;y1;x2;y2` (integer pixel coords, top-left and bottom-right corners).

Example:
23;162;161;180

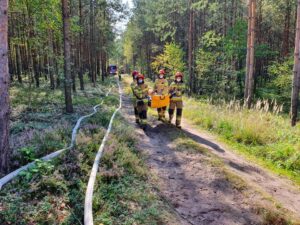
131;70;139;123
154;69;169;122
169;72;185;128
133;74;150;129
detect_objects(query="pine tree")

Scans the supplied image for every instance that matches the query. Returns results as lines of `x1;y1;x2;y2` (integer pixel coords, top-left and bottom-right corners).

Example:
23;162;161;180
62;0;74;113
0;0;11;173
244;0;256;108
291;0;300;126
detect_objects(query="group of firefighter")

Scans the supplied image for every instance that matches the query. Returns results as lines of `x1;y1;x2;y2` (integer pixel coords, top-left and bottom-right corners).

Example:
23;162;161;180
130;69;185;129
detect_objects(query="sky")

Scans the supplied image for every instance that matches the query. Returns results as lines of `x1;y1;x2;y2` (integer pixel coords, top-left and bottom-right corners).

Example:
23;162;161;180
115;0;134;34
123;0;134;9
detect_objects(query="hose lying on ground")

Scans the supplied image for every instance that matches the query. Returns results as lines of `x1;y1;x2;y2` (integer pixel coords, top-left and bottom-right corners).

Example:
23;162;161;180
84;78;122;225
0;87;112;190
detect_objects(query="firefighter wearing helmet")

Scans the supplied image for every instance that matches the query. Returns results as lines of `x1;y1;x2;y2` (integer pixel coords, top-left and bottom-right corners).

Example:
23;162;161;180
169;72;185;128
153;69;169;122
131;70;139;123
133;74;150;129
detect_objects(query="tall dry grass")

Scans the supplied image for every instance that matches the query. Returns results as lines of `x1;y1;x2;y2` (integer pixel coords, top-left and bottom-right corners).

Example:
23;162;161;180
184;97;300;178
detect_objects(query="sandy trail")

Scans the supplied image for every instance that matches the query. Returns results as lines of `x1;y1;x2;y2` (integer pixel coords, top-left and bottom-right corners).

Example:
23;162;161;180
182;120;300;217
121;88;300;225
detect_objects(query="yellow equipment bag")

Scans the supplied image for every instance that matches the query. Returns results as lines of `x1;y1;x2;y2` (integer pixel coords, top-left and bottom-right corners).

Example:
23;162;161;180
151;95;170;108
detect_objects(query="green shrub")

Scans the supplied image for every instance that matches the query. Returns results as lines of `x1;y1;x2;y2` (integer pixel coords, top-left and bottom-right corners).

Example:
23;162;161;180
32;131;65;156
19;146;36;164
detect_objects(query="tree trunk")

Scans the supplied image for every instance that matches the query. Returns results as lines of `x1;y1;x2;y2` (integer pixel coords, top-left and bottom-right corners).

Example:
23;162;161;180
62;0;74;113
78;0;84;90
188;0;195;95
71;48;76;92
291;0;300;126
16;45;23;83
0;0;11;174
244;0;251;100
70;2;76;92
54;37;61;88
224;0;227;35
89;0;96;86
244;0;256;108
48;29;55;90
282;0;291;57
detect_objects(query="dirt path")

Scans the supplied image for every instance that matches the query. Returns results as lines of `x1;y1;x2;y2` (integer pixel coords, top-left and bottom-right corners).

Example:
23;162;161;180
121;89;300;225
182;120;300;217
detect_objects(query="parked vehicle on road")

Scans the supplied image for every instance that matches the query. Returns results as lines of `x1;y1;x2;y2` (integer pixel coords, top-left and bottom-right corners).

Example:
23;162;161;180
108;65;118;75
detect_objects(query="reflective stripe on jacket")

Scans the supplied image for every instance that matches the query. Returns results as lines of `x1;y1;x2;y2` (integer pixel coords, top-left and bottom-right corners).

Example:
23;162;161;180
154;78;169;95
134;83;149;100
169;81;185;101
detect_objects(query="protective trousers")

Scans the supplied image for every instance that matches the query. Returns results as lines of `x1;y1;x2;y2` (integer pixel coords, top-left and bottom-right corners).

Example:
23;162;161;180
134;105;139;122
157;106;167;120
131;81;138;122
136;100;148;125
169;100;183;126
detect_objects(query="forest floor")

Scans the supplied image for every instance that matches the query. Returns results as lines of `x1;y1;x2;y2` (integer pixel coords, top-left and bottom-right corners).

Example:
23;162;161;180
0;78;179;224
121;76;300;225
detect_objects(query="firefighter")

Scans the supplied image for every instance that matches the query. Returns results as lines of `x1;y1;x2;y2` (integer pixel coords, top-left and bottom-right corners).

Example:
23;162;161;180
133;74;150;129
154;69;169;122
169;72;185;128
131;70;139;123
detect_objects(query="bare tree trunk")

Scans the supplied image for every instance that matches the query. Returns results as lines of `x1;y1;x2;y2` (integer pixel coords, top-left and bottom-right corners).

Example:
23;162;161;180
78;0;84;90
224;0;227;35
70;2;76;92
282;0;291;57
231;0;236;27
0;0;11;174
188;0;194;95
16;45;23;83
244;0;251;100
27;11;40;88
54;37;61;88
291;0;300;126
89;0;96;86
62;0;74;113
247;0;256;107
244;0;256;108
101;49;106;81
48;29;55;90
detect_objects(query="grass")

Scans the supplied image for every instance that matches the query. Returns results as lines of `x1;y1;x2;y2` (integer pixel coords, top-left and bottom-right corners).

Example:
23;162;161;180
6;78;114;173
0;116;174;224
183;97;300;185
0;78;175;224
92;118;173;224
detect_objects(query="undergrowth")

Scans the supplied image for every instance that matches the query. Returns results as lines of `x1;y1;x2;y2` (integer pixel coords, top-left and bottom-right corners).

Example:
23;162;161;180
7;79;113;172
0;88;173;224
184;97;300;183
